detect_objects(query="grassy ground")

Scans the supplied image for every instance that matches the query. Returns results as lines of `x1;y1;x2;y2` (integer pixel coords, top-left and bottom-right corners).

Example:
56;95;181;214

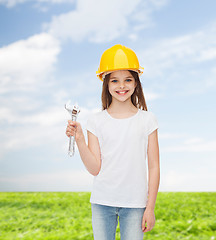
0;192;215;240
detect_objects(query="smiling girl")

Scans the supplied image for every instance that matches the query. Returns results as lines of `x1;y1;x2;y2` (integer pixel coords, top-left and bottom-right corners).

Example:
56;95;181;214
66;44;160;240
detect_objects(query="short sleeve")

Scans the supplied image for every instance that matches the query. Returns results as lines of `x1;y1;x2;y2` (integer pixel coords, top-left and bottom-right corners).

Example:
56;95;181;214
86;115;98;137
147;112;159;135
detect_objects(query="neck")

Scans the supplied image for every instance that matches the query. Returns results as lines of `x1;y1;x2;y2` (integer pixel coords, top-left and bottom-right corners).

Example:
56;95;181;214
108;100;137;113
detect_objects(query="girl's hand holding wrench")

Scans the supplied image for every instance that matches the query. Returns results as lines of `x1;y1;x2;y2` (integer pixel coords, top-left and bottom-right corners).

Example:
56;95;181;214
66;120;85;143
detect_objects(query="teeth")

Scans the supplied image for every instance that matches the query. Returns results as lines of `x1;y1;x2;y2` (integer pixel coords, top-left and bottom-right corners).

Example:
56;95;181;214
117;91;128;93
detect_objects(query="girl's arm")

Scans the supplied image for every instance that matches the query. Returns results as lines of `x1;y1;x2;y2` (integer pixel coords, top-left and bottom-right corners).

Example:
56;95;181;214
76;131;101;176
146;129;160;210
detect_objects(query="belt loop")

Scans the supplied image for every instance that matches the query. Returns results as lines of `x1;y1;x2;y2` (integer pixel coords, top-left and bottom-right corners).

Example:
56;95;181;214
115;207;119;215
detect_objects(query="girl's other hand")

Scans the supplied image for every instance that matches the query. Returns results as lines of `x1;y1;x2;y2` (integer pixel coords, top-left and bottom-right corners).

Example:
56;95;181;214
142;208;155;233
66;120;85;143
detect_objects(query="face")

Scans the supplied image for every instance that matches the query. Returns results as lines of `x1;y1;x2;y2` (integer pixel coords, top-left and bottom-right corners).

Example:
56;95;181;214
108;70;137;102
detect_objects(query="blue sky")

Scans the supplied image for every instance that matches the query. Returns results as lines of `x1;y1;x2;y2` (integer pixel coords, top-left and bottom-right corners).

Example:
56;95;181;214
0;0;215;192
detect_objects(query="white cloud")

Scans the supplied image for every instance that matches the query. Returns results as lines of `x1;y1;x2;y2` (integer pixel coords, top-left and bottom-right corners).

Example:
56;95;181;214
196;47;216;62
160;169;216;191
162;138;216;153
139;21;216;79
0;32;60;93
0;0;25;7
128;33;138;41
0;169;94;191
137;21;216;96
206;67;216;88
0;33;62;161
144;91;162;101
44;0;168;43
0;105;95;158
1;166;215;192
37;0;74;3
158;133;216;153
159;133;188;139
150;0;169;8
0;0;74;7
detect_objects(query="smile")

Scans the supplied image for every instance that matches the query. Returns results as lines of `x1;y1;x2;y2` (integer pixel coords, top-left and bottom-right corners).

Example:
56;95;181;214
115;90;129;95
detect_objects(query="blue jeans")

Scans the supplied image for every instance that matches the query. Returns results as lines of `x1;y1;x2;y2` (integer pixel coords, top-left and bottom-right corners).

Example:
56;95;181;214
91;203;146;240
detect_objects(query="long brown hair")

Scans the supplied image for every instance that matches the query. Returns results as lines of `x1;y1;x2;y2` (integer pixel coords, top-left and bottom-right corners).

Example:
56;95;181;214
101;70;148;111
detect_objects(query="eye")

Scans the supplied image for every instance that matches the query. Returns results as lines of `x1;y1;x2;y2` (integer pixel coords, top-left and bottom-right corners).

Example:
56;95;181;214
110;79;132;83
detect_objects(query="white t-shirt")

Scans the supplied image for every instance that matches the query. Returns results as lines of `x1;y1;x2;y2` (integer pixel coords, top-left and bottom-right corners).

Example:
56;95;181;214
85;108;159;208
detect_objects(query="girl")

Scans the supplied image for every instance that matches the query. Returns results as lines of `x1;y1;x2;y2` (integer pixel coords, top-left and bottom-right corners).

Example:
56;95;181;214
65;44;160;240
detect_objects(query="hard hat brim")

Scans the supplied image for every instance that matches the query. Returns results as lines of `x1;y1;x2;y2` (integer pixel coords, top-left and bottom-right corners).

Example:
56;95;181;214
96;67;144;81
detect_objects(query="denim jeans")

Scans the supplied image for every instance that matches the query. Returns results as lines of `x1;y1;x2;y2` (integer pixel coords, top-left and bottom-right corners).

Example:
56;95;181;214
91;203;146;240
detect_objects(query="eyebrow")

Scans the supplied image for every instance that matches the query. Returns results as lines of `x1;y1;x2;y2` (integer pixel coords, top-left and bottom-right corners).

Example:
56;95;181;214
110;76;133;80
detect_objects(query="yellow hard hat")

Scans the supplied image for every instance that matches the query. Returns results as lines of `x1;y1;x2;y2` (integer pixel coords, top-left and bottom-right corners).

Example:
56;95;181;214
96;44;144;81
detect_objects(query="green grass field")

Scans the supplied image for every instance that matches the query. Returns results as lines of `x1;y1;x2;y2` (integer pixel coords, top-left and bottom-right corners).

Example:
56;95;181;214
0;192;215;240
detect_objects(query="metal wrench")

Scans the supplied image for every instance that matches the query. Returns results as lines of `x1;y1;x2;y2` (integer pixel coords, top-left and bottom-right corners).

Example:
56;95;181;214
65;100;81;157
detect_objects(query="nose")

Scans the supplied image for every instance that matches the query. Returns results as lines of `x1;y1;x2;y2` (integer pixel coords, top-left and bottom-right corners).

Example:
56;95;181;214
119;82;126;89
